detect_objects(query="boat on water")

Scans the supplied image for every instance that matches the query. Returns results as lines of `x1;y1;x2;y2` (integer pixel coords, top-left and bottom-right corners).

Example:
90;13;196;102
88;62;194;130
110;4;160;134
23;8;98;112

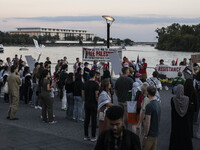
19;47;29;51
0;44;4;53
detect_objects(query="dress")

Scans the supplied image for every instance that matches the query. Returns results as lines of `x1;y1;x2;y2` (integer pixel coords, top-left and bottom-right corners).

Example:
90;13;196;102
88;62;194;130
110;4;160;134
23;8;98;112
169;98;193;150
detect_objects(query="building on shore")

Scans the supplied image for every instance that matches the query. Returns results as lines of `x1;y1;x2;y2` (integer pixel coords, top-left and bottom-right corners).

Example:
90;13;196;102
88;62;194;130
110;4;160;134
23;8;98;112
9;27;94;42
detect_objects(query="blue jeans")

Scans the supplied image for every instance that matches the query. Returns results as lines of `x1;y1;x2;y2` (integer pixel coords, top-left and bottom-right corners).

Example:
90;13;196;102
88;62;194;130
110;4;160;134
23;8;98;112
74;96;83;121
32;83;38;106
66;93;74;119
194;91;200;123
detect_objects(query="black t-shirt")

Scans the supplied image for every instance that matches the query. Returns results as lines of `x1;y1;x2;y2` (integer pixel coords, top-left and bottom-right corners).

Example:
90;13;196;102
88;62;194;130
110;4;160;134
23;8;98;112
83;80;99;106
95;129;141;150
83;67;90;80
65;82;74;93
74;80;83;96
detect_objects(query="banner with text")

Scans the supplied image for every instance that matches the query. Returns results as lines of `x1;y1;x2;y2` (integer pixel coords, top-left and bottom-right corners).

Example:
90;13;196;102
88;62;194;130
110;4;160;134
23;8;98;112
82;47;122;62
155;65;186;78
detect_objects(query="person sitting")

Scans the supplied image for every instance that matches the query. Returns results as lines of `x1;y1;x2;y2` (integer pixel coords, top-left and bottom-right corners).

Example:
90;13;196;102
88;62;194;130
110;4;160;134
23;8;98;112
95;106;141;150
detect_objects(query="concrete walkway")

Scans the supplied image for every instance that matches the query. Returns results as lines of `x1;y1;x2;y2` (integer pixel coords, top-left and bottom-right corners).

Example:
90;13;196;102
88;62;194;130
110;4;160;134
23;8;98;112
0;90;199;150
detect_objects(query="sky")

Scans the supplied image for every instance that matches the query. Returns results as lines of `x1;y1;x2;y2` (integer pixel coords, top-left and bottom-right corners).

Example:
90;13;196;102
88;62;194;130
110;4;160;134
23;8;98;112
1;0;200;42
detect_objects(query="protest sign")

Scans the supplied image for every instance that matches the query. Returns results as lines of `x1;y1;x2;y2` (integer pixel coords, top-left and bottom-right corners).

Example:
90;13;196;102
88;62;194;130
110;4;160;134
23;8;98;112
191;54;200;63
155;65;186;78
82;47;122;62
33;39;41;54
25;55;35;73
108;52;122;75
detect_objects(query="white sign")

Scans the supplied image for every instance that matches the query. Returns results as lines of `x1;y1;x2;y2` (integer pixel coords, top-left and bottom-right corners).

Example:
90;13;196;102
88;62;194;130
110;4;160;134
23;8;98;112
25;55;35;73
82;47;122;62
33;39;41;54
108;52;122;75
155;65;186;78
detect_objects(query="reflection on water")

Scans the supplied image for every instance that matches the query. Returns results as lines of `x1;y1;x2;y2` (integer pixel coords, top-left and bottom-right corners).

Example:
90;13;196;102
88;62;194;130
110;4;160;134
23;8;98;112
2;45;197;78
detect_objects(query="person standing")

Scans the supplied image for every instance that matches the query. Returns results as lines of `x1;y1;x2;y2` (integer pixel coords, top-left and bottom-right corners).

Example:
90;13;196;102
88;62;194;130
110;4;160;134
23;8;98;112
95;106;141;150
65;72;74;120
98;79;113;135
82;70;99;142
169;85;193;150
171;72;185;95
7;65;21;120
142;86;161;150
73;73;84;122
59;64;68;110
140;58;147;82
83;62;90;82
73;57;80;73
184;79;197;138
40;70;56;124
115;67;133;129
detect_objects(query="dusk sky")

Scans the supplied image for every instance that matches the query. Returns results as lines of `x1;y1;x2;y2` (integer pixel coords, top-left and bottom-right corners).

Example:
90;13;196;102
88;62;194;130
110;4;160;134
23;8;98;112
1;0;200;41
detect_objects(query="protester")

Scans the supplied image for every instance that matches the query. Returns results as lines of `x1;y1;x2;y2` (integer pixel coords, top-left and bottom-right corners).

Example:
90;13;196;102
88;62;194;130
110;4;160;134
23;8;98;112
130;82;141;133
140;58;147;82
115;67;133;129
73;57;80;73
83;62;90;81
98;79;113;135
194;71;200;124
169;85;193;150
142;86;161;150
184;79;197;138
82;70;99;142
95;106;141;150
5;57;12;67
63;56;68;64
171;72;185;94
40;69;56;124
95;71;101;85
137;82;150;143
23;66;32;104
58;64;68;110
135;72;143;86
102;70;114;102
65;72;74;120
146;71;162;102
7;65;21;120
32;62;40;108
128;67;135;81
73;73;84;122
2;66;10;103
91;60;98;70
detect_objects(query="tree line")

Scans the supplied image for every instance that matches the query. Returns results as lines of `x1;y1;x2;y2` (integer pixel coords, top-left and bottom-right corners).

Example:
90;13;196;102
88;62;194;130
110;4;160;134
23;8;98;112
156;23;200;52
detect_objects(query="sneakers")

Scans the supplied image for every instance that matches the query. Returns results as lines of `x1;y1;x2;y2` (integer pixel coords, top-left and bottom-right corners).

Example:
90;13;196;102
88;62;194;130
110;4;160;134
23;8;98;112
84;136;90;141
49;121;57;124
37;106;42;110
90;137;97;142
61;108;67;111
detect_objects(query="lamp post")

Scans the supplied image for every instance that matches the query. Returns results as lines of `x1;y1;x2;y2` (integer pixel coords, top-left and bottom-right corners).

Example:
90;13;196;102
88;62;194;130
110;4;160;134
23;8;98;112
102;15;115;48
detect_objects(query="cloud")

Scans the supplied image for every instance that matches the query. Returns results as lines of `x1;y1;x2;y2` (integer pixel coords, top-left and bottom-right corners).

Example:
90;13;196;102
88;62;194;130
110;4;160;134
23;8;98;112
1;19;8;22
9;15;200;24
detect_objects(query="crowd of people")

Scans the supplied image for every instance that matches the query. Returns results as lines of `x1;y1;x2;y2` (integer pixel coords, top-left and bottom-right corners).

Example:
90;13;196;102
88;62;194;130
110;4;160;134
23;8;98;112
1;54;200;150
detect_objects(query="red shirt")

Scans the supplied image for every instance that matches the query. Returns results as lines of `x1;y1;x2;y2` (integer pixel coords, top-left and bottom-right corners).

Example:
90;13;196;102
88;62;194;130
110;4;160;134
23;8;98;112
140;63;147;74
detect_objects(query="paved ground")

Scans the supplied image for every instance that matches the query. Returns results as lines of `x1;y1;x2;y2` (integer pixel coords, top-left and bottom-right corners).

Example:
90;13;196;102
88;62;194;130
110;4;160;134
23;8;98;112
0;89;199;150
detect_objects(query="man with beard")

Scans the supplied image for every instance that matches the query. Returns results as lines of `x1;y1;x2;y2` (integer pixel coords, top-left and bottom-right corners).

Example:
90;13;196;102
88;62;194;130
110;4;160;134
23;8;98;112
95;106;141;150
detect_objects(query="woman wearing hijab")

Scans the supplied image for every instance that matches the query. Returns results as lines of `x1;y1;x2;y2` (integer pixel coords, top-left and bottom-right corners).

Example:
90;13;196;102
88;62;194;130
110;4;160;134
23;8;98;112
169;84;193;150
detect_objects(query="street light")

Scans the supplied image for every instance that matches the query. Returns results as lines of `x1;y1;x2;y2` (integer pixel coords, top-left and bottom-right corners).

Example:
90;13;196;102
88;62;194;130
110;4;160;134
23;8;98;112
102;15;115;48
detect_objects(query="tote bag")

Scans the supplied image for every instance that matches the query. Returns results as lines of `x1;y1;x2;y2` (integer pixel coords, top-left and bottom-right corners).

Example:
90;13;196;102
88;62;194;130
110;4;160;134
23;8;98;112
3;82;8;94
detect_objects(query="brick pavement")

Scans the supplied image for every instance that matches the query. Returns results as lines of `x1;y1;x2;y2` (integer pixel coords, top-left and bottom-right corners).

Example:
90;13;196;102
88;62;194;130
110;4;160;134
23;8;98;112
0;90;199;150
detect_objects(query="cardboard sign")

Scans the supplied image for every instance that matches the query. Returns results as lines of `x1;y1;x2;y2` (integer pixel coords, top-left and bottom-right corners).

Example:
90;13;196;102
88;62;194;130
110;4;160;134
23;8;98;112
191;54;200;63
108;52;122;75
83;47;122;62
25;55;35;73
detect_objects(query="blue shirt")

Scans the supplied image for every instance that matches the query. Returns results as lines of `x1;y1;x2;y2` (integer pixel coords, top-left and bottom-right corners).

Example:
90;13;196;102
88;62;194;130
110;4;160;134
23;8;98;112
145;100;161;137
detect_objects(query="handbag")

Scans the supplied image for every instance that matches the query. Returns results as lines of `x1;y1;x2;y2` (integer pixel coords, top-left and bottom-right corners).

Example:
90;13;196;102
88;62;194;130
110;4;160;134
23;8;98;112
3;82;8;94
127;101;137;113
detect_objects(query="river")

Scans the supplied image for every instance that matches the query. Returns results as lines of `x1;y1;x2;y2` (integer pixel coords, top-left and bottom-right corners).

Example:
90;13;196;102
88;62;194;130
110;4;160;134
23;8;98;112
2;45;198;78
